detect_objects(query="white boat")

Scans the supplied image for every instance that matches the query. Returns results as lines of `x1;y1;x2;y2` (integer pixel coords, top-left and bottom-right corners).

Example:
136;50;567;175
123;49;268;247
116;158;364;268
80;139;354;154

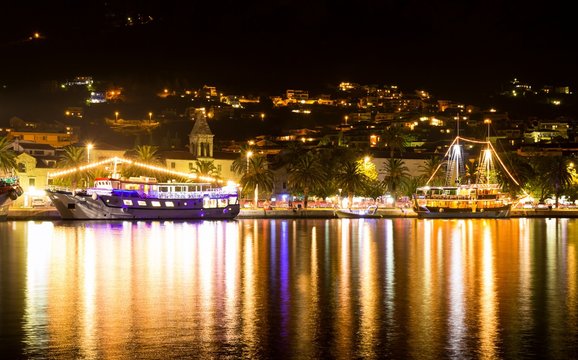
0;176;24;220
46;177;240;220
412;133;517;219
335;205;383;218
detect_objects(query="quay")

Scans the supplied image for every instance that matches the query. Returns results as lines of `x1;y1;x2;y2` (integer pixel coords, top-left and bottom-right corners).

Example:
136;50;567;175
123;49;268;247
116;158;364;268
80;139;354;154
6;207;578;221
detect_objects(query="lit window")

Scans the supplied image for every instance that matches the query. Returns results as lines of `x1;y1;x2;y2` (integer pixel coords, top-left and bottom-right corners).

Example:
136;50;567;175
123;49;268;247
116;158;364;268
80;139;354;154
123;199;133;206
165;201;174;207
137;200;147;206
151;201;161;207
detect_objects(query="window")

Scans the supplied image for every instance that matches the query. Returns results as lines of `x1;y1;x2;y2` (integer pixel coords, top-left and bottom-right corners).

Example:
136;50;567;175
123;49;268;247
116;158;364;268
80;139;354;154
170;162;176;169
17;163;26;173
29;178;36;186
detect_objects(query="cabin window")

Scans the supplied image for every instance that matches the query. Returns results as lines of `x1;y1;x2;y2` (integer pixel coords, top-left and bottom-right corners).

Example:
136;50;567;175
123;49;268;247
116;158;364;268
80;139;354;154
203;197;217;208
229;196;238;205
123;199;133;206
137;200;147;206
165;201;174;207
151;201;161;207
218;198;228;208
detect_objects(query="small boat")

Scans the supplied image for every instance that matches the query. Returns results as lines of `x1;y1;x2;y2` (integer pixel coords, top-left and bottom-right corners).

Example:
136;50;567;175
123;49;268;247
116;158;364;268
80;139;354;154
335;205;383;218
0;176;24;220
412;131;516;219
46;176;240;220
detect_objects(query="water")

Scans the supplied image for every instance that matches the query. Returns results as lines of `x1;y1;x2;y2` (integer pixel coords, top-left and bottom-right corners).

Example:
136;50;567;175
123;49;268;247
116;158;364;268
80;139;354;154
1;218;577;359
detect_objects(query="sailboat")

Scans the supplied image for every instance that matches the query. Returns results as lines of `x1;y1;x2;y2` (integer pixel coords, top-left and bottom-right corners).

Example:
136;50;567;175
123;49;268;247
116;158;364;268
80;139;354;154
412;120;517;218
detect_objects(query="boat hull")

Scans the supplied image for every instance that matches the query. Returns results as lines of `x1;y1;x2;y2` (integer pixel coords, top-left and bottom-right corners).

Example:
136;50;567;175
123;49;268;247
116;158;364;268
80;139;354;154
47;190;240;220
1;184;24;220
414;205;511;219
335;206;383;218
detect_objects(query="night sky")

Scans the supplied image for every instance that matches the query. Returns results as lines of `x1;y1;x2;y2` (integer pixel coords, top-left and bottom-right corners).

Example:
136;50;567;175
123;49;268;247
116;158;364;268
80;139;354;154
1;1;577;100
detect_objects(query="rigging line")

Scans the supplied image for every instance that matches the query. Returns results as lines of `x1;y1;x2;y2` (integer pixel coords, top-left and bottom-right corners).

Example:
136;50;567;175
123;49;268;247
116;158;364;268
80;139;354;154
426;137;458;185
488;142;521;187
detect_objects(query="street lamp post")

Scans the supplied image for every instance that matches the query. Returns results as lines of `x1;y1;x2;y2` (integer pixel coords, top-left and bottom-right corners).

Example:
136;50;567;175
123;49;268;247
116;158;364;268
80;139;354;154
148;112;153;122
115;111;119;122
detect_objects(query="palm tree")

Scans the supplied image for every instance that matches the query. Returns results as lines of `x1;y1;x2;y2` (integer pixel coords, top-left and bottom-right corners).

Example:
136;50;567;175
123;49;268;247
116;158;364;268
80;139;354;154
540;155;573;207
124;145;162;179
334;159;367;208
231;144;254;176
133;145;161;164
287;151;326;208
381;158;410;200
243;155;274;207
381;125;410;158
192;159;220;183
56;145;86;188
418;155;445;186
0;137;17;175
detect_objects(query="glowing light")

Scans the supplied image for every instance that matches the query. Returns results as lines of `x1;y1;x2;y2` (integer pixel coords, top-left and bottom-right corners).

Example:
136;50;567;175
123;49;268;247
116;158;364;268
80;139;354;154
47;157;229;184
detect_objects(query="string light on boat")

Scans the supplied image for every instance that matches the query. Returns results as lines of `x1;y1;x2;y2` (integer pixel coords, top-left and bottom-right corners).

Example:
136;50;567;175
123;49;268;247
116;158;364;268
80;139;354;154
47;156;228;184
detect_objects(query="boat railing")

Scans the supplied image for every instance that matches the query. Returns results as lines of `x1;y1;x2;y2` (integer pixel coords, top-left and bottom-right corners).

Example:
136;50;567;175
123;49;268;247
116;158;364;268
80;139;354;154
151;188;238;199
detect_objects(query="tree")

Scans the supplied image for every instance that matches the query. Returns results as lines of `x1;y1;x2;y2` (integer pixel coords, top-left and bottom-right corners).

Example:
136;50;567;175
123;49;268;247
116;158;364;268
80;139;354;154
541;155;573;207
192;159;220;183
334;159;368;208
287;151;326;208
0;137;17;175
418;155;445;186
243;155;274;207
381;158;410;200
381;125;410;158
124;145;163;179
56;145;86;189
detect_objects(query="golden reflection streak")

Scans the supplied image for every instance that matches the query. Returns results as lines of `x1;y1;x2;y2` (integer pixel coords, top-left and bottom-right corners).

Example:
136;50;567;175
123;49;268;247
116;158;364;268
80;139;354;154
448;220;466;356
517;218;533;334
300;225;319;356
80;226;97;359
224;222;241;344
199;221;217;355
409;219;436;358
359;221;378;358
335;219;353;358
24;222;54;354
479;221;498;359
568;229;577;332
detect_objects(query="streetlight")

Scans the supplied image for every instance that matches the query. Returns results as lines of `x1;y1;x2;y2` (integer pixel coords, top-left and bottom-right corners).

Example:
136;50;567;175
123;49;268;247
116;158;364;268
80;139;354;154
86;143;93;163
148;112;153;123
115;111;119;121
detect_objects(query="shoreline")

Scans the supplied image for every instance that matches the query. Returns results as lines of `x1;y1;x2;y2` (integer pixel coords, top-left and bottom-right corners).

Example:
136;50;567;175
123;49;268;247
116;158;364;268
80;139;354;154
6;207;578;220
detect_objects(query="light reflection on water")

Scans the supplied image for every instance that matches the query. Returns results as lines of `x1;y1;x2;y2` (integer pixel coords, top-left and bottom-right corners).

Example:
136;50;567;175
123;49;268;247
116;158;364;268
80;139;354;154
1;218;577;359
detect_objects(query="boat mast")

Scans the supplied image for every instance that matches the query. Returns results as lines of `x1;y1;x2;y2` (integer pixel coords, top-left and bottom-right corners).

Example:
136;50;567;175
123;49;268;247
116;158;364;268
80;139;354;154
445;112;463;186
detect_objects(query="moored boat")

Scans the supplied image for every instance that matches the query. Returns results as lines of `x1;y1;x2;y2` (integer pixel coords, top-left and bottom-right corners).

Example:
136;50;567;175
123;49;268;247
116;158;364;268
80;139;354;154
335;205;383;218
46;176;240;220
1;176;24;220
412;130;517;219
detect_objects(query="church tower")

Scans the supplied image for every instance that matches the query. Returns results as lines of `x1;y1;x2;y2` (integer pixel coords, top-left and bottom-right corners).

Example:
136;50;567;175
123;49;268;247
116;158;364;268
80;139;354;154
188;108;214;159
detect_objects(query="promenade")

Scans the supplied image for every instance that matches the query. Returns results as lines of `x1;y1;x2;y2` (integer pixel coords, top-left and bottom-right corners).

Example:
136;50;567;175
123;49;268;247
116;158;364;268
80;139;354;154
7;206;578;220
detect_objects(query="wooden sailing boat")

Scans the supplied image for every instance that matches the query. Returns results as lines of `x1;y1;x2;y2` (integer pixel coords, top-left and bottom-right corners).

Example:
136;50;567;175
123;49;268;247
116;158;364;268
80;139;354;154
412;120;519;218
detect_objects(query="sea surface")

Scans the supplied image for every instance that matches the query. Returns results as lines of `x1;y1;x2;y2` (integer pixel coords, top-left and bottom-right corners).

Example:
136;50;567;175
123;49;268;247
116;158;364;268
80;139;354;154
1;218;577;359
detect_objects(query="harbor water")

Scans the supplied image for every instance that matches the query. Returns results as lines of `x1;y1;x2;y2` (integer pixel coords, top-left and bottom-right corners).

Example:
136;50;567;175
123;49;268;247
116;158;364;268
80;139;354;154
1;218;577;359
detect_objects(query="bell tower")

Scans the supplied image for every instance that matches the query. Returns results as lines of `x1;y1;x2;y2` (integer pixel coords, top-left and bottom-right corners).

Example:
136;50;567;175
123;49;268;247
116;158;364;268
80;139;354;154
188;108;214;159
